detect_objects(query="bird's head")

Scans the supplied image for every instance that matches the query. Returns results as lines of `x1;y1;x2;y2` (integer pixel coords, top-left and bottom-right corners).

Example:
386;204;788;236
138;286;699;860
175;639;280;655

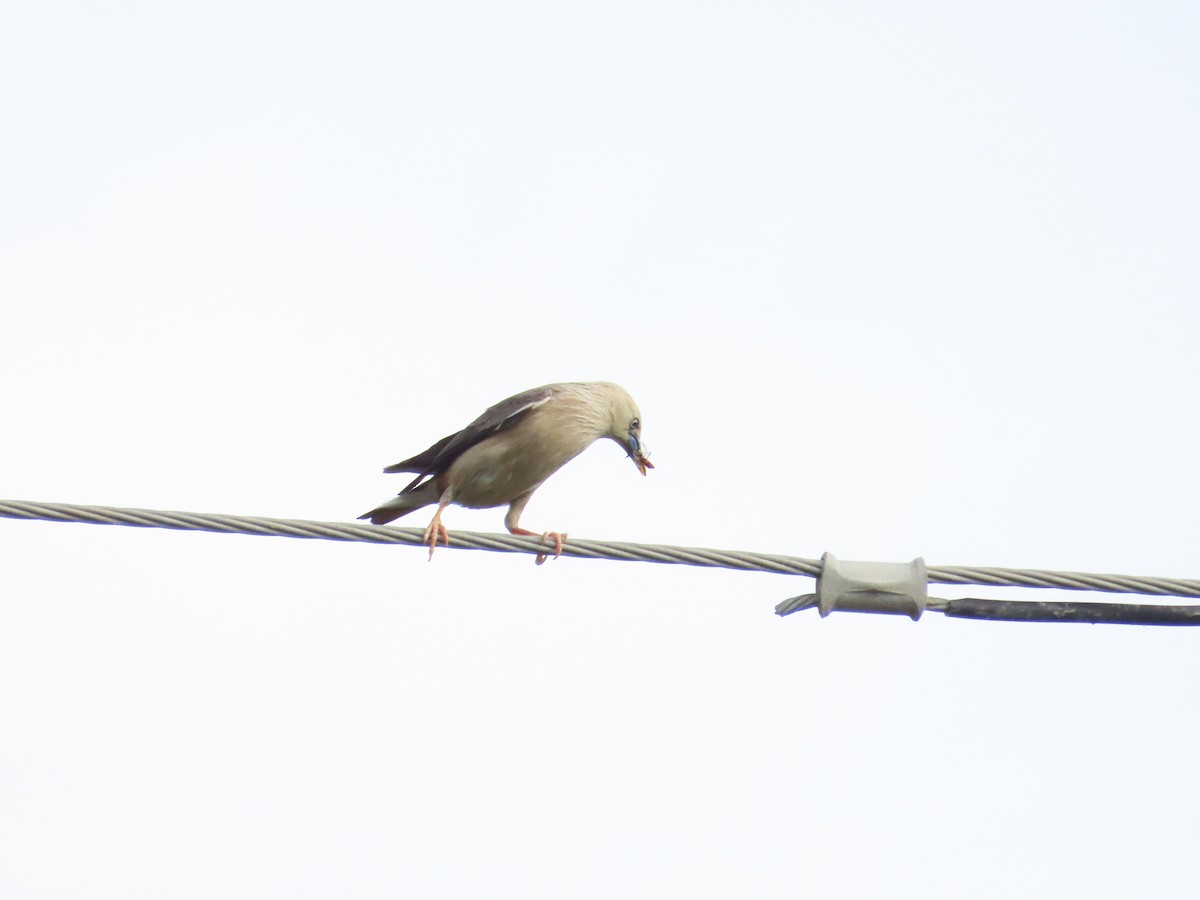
601;384;654;476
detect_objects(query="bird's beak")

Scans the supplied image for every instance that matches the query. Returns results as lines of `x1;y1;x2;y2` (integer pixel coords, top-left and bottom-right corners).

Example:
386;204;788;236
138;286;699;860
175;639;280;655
627;436;654;476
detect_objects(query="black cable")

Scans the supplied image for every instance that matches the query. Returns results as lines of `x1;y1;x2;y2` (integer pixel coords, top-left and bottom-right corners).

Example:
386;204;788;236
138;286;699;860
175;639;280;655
936;597;1200;626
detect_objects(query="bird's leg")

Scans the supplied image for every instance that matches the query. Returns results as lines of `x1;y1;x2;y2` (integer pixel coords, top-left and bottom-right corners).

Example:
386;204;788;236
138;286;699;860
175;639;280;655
422;508;450;560
508;527;569;565
422;490;454;560
539;530;568;565
505;495;567;565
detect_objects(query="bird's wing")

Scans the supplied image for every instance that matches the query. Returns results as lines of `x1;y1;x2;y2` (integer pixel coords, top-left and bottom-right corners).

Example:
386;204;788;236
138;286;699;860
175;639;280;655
384;385;560;493
381;433;456;475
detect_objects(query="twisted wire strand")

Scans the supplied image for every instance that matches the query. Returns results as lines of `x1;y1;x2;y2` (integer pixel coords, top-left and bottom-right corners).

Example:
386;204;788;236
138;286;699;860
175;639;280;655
2;499;1198;599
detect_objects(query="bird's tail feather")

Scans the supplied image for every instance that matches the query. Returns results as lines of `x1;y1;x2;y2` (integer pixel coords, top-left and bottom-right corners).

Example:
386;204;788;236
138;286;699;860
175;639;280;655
358;480;440;525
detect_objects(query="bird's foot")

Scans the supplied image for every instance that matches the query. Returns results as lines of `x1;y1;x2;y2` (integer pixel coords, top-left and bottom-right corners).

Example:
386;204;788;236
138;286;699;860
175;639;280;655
509;527;568;565
422;520;450;560
535;531;568;566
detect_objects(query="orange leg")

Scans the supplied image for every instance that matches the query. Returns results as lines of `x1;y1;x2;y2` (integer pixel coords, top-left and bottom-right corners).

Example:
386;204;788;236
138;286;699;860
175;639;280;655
422;500;452;560
504;494;567;565
508;526;568;565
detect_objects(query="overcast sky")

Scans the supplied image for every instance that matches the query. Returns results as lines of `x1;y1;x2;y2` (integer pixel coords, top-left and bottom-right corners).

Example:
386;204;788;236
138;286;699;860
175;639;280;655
3;2;1200;898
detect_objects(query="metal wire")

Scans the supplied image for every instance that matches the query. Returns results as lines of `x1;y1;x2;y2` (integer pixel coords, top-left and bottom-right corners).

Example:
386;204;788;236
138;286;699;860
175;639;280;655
2;499;1199;600
776;593;1200;625
930;595;1200;626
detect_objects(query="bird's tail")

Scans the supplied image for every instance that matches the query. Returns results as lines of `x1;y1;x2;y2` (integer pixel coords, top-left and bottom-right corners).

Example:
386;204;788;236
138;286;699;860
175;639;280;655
358;480;441;525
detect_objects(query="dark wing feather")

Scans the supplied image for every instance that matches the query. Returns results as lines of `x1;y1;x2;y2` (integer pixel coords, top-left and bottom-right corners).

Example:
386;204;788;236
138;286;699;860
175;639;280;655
382;433;456;474
385;385;558;494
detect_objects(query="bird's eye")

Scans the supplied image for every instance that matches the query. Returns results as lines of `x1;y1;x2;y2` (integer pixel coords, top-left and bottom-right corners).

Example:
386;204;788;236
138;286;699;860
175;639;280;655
630;418;640;430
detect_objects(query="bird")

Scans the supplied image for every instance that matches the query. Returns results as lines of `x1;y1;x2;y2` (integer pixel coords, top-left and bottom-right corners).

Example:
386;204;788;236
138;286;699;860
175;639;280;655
359;381;653;562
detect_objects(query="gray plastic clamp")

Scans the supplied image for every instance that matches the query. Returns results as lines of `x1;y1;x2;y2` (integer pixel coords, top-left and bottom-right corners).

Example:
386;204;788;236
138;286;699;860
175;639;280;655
815;552;928;620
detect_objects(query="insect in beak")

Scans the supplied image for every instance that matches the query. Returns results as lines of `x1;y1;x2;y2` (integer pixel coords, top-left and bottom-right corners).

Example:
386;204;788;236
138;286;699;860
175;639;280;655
627;435;653;476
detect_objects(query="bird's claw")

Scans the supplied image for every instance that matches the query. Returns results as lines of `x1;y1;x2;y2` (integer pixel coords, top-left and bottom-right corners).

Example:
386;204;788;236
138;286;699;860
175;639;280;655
534;531;568;566
422;521;450;560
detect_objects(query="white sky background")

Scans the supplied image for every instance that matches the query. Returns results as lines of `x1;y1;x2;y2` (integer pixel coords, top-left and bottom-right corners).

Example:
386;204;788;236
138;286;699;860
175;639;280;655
2;1;1199;897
